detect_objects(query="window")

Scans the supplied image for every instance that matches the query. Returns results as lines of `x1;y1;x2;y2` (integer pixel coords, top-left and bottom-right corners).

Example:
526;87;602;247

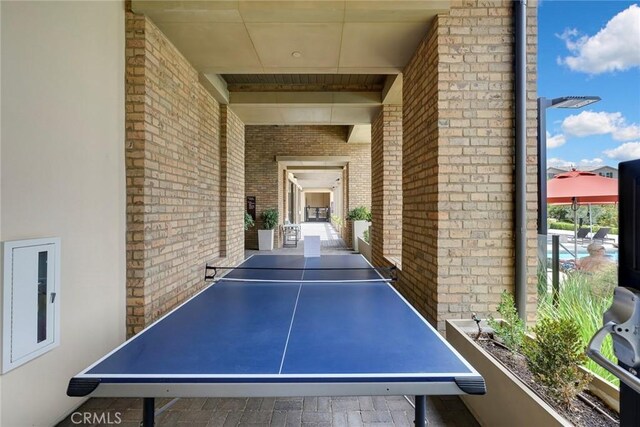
606;172;613;178
3;238;60;373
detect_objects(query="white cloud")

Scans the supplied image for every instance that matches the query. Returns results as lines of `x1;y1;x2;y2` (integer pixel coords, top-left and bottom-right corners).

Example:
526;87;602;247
562;111;640;141
546;131;566;148
578;158;604;168
548;157;574;168
562;111;621;136
558;4;640;74
613;124;640;141
604;142;640;161
547;157;604;170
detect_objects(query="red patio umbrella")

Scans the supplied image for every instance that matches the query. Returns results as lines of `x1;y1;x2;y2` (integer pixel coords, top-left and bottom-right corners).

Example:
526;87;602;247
547;169;618;204
547;169;618;261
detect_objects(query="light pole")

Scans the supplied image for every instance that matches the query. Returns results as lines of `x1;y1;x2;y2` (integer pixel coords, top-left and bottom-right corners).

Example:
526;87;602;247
537;96;601;264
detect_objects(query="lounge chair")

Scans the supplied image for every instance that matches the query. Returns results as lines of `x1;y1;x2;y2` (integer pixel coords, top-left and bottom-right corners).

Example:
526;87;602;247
591;227;611;243
570;227;590;244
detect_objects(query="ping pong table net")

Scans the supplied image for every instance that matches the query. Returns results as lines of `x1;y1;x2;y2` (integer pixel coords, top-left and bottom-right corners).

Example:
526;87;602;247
204;264;398;283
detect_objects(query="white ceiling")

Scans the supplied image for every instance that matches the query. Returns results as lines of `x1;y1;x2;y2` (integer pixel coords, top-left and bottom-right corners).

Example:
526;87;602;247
132;0;449;126
292;170;343;189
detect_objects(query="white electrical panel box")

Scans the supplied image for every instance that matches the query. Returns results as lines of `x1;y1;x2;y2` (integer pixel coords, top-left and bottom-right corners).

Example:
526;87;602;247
2;237;60;373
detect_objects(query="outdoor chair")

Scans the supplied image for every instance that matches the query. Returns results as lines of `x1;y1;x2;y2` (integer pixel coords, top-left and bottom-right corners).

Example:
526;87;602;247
591;227;611;243
570;227;590;244
282;221;301;248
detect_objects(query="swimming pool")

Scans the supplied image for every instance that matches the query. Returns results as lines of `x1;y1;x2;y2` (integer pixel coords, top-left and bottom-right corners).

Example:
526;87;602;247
546;244;618;262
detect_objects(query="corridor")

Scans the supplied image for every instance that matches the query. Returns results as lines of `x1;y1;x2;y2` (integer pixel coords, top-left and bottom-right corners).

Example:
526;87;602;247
247;222;348;257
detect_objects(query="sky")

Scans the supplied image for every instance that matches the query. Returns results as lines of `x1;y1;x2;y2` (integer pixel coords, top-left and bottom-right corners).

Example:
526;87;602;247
538;0;640;170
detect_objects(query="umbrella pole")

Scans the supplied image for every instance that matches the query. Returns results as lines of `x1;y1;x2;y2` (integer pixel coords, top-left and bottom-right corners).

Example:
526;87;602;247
589;203;593;234
572;198;578;263
574;212;578;263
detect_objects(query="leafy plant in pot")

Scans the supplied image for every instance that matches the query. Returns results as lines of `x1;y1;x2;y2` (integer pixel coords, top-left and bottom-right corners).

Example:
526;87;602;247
258;208;278;251
244;212;255;231
346;206;372;222
347;206;371;252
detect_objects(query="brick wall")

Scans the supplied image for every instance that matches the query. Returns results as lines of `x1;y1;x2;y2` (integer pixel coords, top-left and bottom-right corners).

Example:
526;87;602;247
220;106;246;264
245;126;371;249
400;0;538;331
371;105;403;267
125;13;244;336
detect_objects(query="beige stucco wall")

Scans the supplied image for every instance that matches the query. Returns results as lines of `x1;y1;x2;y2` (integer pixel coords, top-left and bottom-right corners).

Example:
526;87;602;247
0;1;126;425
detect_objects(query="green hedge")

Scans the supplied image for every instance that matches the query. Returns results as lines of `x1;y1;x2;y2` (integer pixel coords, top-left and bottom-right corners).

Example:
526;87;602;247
548;221;618;235
547;221;574;231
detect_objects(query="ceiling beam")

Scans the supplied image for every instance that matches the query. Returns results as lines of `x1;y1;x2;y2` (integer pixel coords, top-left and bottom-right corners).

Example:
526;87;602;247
199;73;230;105
287;166;345;171
230;105;379;125
229;91;380;106
347;125;372;144
276;156;350;167
382;74;402;104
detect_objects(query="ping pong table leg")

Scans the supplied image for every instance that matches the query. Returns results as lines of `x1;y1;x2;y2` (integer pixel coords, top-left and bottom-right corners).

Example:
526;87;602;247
414;395;426;427
142;398;155;427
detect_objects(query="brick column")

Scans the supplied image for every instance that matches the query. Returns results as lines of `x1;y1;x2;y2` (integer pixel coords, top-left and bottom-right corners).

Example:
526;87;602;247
125;13;246;337
371;105;403;267
220;105;246;265
401;0;538;331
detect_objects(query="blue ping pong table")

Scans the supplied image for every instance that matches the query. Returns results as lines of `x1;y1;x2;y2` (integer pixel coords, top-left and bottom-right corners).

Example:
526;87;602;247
68;255;485;426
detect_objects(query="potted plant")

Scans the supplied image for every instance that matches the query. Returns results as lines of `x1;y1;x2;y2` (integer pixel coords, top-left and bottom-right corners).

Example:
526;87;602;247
258;208;278;251
347;206;371;252
244;212;255;231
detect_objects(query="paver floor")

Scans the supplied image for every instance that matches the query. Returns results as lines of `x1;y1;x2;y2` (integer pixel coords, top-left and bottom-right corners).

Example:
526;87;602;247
57;395;479;426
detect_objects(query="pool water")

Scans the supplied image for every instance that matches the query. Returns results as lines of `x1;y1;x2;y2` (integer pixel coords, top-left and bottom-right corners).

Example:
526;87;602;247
546;245;619;262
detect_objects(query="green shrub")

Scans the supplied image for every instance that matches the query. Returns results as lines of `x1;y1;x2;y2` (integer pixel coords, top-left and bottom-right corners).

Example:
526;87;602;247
538;269;618;385
244;212;255;231
363;228;370;244
488;291;525;353
548;205;571;222
547;221;576;231
330;214;344;228
260;208;279;230
523;317;592;408
596;205;618;227
347;206;371;221
548;204;619;230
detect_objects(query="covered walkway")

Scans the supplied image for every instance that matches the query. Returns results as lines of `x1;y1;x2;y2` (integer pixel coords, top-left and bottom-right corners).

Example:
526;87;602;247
1;1;539;425
247;223;348;256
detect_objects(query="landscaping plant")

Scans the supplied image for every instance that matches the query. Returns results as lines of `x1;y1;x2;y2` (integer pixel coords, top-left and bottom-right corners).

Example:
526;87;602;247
488;291;526;353
523;317;592;408
537;256;548;299
538;269;618;385
244;212;255;231
260;208;279;230
330;214;344;229
346;206;372;222
363;228;370;244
